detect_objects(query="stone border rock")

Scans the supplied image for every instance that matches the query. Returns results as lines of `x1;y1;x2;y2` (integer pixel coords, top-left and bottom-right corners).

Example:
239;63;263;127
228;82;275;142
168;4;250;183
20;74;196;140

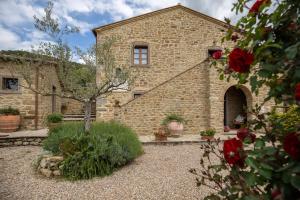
0;136;46;147
38;155;63;178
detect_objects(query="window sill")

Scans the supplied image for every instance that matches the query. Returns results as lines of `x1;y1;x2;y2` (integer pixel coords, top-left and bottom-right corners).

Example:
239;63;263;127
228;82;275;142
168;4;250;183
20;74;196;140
0;90;22;94
131;64;150;68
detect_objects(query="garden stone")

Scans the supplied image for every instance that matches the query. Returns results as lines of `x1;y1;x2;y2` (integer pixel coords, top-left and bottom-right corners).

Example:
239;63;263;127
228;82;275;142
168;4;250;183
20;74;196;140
47;156;64;162
14;141;22;146
40;159;47;168
40;168;52;178
53;170;61;176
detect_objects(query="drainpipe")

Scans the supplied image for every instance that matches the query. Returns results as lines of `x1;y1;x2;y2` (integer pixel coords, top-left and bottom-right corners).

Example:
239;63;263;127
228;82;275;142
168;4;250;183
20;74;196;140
34;67;39;130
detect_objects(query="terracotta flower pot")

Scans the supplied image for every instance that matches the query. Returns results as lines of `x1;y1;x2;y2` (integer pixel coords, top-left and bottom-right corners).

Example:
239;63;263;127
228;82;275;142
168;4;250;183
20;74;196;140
0;115;21;133
155;135;167;141
154;126;168;141
167;121;184;136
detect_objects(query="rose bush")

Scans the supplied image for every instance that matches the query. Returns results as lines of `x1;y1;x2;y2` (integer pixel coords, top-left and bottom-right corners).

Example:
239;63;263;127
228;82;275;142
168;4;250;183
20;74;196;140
190;0;300;199
249;0;270;14
212;50;222;59
228;48;254;73
283;133;300;160
223;138;245;167
296;83;300;101
237;128;256;143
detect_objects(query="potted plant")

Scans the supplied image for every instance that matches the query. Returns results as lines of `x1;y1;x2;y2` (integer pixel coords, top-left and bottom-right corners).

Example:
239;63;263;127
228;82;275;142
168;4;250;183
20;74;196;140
0;107;21;133
47;113;63;131
154;126;167;141
200;128;216;140
161;113;185;137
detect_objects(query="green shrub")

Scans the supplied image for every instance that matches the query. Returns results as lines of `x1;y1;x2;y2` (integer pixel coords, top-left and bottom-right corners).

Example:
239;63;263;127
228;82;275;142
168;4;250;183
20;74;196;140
43;122;83;154
161;113;185;125
200;128;216;136
268;105;300;134
47;113;63;123
42;121;143;180
0;107;20;115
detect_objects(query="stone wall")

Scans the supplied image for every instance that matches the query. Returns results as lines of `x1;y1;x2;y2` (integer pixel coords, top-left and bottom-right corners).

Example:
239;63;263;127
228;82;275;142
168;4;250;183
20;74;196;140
115;61;211;135
0;136;45;147
0;61;62;130
95;6;233;121
114;61;273;135
61;98;85;115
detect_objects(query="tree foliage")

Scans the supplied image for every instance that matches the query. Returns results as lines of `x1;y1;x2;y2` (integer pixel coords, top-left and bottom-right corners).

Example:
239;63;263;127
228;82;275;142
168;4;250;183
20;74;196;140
8;1;132;132
192;0;300;199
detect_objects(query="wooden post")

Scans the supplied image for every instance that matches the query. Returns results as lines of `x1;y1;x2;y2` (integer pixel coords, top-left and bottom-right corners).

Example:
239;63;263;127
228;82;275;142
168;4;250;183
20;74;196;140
34;67;39;130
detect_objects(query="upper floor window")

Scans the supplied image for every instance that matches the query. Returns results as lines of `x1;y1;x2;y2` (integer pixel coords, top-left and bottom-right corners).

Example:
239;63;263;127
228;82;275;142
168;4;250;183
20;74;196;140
133;45;149;65
2;77;19;91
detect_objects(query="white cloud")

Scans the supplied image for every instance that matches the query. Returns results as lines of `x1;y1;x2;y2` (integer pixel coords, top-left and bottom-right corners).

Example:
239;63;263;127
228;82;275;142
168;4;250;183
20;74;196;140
0;25;48;50
0;0;43;26
0;0;243;51
0;25;20;49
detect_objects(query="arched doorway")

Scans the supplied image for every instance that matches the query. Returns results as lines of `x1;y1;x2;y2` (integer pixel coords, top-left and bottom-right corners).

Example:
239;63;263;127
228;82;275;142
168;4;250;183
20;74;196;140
224;86;248;129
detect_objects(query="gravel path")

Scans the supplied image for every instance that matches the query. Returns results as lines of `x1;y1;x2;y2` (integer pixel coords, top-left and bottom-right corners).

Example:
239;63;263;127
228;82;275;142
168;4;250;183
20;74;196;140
0;145;213;200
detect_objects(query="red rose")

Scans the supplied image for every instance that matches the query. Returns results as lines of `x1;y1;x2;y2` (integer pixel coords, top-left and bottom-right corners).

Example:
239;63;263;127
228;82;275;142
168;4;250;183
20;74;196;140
231;34;239;42
212;50;222;59
237;128;256;143
249;0;270;14
271;187;281;200
223;138;245;167
228;48;254;73
288;22;297;31
283;133;300;160
295;83;300;101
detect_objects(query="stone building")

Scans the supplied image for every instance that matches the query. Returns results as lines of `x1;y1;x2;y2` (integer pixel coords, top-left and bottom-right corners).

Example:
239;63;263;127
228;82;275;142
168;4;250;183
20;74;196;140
0;52;62;129
93;4;272;135
0;51;92;131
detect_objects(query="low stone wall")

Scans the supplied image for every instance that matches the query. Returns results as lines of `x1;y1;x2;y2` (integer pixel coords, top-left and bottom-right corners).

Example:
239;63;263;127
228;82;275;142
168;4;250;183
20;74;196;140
0;136;46;147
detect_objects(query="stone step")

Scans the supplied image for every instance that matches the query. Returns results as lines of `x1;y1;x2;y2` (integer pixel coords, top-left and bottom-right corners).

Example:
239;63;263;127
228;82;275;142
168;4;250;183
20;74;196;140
63;118;96;121
63;114;96;118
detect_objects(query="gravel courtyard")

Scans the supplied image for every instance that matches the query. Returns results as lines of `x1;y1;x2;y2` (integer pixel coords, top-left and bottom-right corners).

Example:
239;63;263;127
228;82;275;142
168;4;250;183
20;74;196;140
0;145;213;200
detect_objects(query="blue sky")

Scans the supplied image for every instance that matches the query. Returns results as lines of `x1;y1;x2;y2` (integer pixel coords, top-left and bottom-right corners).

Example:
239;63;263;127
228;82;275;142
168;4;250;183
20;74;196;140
0;0;239;52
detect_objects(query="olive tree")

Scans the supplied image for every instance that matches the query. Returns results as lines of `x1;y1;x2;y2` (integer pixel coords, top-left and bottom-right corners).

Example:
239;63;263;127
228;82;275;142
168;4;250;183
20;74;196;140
10;2;131;133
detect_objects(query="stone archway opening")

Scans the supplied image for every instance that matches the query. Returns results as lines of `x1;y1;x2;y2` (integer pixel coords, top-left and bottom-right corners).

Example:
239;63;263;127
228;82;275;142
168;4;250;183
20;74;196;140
224;86;248;129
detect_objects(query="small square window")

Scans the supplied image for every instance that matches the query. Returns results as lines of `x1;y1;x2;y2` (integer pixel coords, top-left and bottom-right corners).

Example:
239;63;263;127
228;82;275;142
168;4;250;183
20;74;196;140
2;78;19;91
133;92;143;99
133;45;149;65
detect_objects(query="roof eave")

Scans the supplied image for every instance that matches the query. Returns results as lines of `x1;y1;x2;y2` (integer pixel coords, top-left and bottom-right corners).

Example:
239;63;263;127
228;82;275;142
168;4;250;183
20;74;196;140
92;4;234;37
